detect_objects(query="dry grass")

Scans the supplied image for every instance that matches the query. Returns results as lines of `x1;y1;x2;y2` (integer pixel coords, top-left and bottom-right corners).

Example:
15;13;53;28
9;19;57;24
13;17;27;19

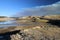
21;25;60;40
0;26;16;33
43;15;60;20
36;19;48;23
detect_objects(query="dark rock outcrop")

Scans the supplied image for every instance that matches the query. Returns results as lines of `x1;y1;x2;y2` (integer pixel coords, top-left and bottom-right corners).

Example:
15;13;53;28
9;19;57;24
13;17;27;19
0;30;20;40
47;20;60;27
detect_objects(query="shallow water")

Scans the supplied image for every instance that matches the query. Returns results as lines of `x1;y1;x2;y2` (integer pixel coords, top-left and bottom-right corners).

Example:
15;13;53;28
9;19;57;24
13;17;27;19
0;20;19;28
0;20;36;28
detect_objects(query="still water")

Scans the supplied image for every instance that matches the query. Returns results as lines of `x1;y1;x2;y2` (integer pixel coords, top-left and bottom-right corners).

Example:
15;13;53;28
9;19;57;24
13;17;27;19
0;20;19;28
0;20;36;28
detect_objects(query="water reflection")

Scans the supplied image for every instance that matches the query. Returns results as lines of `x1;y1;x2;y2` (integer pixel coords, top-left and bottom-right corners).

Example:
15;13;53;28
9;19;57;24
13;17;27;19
0;20;38;28
0;20;18;28
0;20;15;24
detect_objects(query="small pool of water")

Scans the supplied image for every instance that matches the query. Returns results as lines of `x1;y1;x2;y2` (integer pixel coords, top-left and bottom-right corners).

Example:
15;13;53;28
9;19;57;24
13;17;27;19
0;20;19;28
0;20;16;24
0;20;38;28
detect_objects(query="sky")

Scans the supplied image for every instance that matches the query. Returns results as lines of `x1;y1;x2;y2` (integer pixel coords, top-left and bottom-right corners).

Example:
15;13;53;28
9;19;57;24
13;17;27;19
0;0;60;17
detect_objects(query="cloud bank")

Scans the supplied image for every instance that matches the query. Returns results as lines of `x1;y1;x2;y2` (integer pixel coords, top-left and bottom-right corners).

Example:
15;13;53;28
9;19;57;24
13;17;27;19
16;1;60;17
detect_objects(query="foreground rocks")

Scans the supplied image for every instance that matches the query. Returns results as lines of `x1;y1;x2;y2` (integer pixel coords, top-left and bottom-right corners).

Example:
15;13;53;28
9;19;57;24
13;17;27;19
11;27;60;40
0;24;60;40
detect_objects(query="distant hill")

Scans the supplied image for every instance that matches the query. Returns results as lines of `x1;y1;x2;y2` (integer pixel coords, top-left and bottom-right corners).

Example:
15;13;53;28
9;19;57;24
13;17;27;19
41;15;60;20
0;16;7;18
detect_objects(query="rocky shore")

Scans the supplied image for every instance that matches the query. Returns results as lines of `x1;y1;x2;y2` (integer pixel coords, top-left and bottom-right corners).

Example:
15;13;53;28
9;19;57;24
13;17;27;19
0;15;60;40
0;23;60;40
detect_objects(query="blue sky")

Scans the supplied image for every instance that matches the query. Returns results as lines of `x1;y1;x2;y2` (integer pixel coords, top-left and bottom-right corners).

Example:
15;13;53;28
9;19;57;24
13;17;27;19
0;0;60;17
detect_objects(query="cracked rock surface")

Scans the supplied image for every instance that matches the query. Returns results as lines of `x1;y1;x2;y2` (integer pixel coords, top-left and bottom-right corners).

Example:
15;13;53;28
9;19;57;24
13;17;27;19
0;24;60;40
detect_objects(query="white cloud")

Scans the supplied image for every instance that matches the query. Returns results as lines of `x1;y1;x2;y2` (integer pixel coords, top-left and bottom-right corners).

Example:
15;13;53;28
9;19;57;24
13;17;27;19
16;1;60;17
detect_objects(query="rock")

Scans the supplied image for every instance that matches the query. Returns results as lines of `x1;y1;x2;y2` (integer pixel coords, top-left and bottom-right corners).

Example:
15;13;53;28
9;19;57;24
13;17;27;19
10;33;22;40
